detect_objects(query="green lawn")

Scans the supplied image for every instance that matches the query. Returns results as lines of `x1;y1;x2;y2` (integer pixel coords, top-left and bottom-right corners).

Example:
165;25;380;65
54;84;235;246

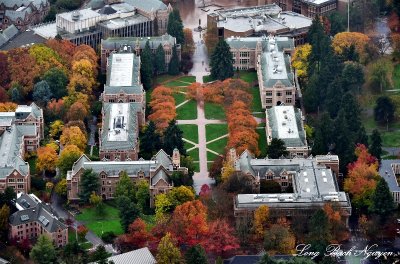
155;74;176;84
203;75;215;83
257;128;267;157
206;137;228;155
68;228;92;250
178;124;198;144
253;112;265;118
27;156;37;176
192;162;200;172
251;87;263;113
207;151;219;162
184;141;195;152
75;203;123;237
204;103;226;120
381;131;400;147
173;92;187;105
178;76;196;83
239;70;258;84
187;148;199;161
165;80;189;87
176;100;197;120
393;64;400;89
205;124;228;142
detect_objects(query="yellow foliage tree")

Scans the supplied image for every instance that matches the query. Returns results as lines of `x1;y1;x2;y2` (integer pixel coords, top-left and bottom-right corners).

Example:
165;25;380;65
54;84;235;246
221;161;235;182
50;120;64;139
332;32;370;63
253;205;269;239
291;44;311;79
36;146;58;173
0;102;17;112
60;126;87;151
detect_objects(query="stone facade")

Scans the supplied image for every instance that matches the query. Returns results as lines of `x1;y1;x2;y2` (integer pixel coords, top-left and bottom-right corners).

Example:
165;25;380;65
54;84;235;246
67;149;188;207
0;103;44;194
100;34;180;74
0;0;50;30
9;193;68;247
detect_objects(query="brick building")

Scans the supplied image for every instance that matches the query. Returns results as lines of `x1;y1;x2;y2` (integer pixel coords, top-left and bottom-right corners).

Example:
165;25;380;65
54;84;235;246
9;193;68;247
229;149;351;226
0;103;44;194
99;51;145;161
0;0;49;30
100;34;180;73
67;149;187;207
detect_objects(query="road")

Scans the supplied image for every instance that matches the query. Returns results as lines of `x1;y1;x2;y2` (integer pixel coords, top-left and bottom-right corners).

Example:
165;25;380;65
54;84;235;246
50;192;105;248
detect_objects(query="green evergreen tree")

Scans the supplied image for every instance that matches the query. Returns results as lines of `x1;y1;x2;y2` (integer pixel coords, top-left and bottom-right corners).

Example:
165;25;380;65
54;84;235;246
341;62;364;93
30;235;57;264
333;110;354;172
167;10;184;45
374;96;395;129
369;129;382;161
311;127;326;155
185;245;208;264
168;45;180;75
340;92;362;138
140;40;153;90
303;74;319;113
307;16;329;76
79;169;100;203
62;241;89;264
369;177;396;219
117;195;141;233
43;68;68;99
90;245;112;264
11;85;22;103
266;138;288;159
307;209;330;259
325;77;343;118
356;126;369;147
328;12;346;36
139;121;162;160
154;44;166;74
115;171;136;200
210;39;234;81
163;120;186;156
257;254;277;264
33;80;53;106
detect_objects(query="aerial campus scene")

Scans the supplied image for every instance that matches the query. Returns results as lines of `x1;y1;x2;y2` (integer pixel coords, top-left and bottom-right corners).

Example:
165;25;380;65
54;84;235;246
0;0;400;263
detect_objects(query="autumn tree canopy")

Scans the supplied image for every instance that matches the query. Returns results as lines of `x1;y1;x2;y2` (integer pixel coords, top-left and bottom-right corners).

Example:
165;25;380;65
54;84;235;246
148;86;176;133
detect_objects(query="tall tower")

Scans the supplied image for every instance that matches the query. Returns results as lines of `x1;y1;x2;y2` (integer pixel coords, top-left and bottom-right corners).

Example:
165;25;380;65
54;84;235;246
172;148;180;169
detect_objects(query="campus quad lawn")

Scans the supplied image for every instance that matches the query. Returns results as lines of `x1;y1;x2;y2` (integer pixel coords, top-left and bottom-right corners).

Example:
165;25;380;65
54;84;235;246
206;151;220;162
165;76;196;87
176;100;197;120
187;148;200;162
239;70;257;84
165;80;189;87
203;75;215;83
178;124;198;144
206;137;228;155
251;87;263;113
257;128;267;157
174;92;186;105
204;103;226;120
75;203;123;237
381;131;400;147
205;124;228;142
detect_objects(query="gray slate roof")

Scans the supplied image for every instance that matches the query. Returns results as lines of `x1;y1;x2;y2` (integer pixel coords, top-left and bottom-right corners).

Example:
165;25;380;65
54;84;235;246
0;0;47;9
0;24;19;48
378;160;400;193
125;0;167;12
9;193;66;233
102;34;176;50
102;247;156;264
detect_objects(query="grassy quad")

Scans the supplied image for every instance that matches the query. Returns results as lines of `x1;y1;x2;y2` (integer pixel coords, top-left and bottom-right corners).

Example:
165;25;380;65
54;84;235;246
204;103;226;120
176;100;197;120
75;203;123;237
206;137;228;157
205;124;228;142
257;127;267;157
173;92;187;106
178;124;198;144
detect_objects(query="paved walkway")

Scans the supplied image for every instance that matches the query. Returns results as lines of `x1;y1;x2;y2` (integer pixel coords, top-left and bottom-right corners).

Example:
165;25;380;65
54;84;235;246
176;28;218;193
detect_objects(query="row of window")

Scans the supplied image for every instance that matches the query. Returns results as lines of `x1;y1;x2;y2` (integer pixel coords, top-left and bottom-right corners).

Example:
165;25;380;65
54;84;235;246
265;98;292;104
266;91;292;96
8;179;24;183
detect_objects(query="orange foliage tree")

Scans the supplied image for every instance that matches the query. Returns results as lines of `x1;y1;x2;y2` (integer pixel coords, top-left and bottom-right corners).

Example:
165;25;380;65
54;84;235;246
36;146;58;174
186;82;203;101
148;86;176;132
45;39;76;67
344;144;379;210
0;102;17;112
168;200;208;247
332;32;370;63
117;218;154;251
253;205;269;240
60;126;87;151
67;101;89;122
323;203;350;243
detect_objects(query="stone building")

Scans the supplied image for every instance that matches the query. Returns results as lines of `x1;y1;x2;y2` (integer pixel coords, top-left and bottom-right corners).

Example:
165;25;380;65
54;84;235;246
100;34;180;73
0;103;44;194
244;0;338;17
266;105;309;157
99;51;145;161
30;0;172;49
0;0;50;30
230;149;351;226
207;4;312;45
9;193;68;247
379;160;400;204
67;149;187;207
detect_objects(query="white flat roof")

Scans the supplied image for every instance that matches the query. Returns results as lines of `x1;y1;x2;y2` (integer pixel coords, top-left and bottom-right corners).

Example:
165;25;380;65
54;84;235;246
109;53;134;87
108;103;129;142
58;8;100;22
16;105;32;112
273;106;299;139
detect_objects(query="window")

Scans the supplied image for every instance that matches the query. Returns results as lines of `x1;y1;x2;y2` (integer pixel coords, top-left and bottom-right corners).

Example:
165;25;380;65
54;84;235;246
266;91;272;97
286;91;292;96
266;99;272;104
17;184;24;189
276;92;282;96
282;182;288;187
240;51;249;57
266;174;273;180
17;179;24;182
239;58;249;65
105;154;110;160
286;98;292;104
8;179;15;183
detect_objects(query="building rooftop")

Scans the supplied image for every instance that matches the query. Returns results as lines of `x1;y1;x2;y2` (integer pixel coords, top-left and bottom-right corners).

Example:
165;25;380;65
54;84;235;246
266;106;307;147
0;24;19;48
0;0;47;9
9;193;66;233
30;22;58;39
260;36;294;88
94;247;156;264
98;13;151;30
100;102;141;151
124;0;167;13
101;34;177;50
57;8;100;22
218;4;281;18
379;160;400;192
235;151;350;209
302;0;336;5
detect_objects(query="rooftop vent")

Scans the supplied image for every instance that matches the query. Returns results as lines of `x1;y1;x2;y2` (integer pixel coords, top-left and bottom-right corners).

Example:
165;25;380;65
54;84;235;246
20;215;29;221
72;11;80;21
323;177;327;182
